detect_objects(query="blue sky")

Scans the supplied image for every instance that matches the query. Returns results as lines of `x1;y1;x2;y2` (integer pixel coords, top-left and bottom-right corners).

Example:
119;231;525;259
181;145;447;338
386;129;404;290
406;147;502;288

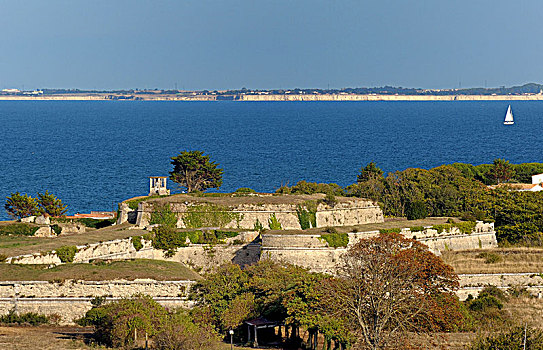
1;0;542;90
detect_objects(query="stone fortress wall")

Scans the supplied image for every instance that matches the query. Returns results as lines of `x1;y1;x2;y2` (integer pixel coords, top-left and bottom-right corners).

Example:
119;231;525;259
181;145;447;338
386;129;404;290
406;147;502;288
262;222;498;274
0;280;194;324
117;194;384;230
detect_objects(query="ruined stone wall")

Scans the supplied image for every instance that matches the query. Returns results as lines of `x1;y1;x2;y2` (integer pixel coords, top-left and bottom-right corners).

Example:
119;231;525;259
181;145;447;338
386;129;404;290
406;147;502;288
0;280;194;324
261;222;498;273
129;198;383;230
5;232;260;273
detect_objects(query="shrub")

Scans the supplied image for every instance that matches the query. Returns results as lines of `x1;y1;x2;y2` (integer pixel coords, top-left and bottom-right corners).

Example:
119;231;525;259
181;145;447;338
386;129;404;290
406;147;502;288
55;245;78;263
296;202;317;230
507;285;533;299
405;200;427;220
455;221;477;234
468;295;503;312
0;310;49;326
51;224;62;235
323;193;338;207
268;213;282;230
131;236;143;251
379;228;401;234
154;310;220;350
0;223;39;236
0;254;6;262
478;286;508;301
234;187;256;194
80;295;168;348
320;231;349;248
253;219;264;232
409;226;425;232
152;226;187;257
476;252;502;264
76;218;116;229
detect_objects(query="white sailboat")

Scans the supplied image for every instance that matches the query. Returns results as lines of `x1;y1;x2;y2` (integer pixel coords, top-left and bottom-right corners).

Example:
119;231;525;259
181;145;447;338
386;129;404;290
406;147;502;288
504;105;514;125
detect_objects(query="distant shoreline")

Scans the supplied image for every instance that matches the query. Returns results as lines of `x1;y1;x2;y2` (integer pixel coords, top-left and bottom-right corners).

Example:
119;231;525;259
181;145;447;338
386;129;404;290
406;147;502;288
1;93;543;101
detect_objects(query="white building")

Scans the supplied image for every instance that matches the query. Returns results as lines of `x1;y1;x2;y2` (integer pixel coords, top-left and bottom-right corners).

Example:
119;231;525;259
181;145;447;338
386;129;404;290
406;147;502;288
532;173;543;185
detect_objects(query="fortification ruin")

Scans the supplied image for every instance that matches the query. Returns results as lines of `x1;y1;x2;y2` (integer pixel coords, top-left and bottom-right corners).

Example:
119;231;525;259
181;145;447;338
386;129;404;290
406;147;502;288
118;193;385;230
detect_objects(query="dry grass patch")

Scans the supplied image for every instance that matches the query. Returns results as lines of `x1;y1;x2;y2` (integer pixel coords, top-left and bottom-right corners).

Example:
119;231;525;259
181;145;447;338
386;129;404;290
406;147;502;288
0;259;200;281
442;248;543;274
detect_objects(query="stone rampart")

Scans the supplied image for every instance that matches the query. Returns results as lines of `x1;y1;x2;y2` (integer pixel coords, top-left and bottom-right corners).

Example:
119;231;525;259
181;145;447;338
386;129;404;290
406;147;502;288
0;280;194;324
262;222;497;273
119;194;384;230
5;232;260;273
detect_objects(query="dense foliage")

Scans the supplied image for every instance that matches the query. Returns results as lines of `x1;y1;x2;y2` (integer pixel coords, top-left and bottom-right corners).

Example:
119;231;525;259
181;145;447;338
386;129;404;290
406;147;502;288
278;160;543;246
169;150;223;192
55;245;78;263
4;192;40;219
5;191;67;219
191;236;465;350
323;233;463;349
79;295;220;349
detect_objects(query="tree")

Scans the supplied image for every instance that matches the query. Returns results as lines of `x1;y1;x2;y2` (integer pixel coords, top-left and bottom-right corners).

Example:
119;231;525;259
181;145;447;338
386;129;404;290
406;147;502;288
490;158;515;184
169;151;223;193
357;162;384;183
5;192;39;219
322;233;461;350
37;190;67;216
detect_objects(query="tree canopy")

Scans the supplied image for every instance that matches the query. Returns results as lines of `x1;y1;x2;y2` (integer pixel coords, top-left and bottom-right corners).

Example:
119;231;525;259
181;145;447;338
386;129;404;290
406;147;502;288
323;233;463;349
169;150;223;192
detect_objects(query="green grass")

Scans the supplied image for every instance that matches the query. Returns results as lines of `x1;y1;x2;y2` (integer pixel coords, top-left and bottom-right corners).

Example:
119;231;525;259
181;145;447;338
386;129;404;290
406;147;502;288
0;259;201;281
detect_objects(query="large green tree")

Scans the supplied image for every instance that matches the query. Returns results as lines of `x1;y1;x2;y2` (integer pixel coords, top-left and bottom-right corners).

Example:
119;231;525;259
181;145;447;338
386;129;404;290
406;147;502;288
322;233;463;350
37;190;67;216
5;192;40;219
490;158;515;184
169;151;223;193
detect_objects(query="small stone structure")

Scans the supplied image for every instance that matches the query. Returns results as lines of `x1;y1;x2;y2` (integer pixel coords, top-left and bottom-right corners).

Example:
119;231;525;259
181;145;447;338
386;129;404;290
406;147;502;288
149;176;170;196
118;193;384;230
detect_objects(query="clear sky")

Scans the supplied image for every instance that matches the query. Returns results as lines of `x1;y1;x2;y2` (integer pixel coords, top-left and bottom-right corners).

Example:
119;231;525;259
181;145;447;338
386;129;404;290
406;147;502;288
1;0;543;90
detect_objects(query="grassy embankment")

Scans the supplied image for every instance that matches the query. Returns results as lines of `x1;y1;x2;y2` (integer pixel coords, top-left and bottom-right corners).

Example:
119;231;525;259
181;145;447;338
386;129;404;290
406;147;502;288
0;222;147;258
442;248;543;274
0;259;200;281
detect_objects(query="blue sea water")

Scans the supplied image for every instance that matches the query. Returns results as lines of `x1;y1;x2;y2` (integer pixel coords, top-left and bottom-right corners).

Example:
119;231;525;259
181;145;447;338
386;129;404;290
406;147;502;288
0;100;541;219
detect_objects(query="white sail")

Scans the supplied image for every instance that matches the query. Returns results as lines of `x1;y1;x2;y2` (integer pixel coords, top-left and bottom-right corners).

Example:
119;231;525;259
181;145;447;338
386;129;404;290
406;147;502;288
504;105;514;125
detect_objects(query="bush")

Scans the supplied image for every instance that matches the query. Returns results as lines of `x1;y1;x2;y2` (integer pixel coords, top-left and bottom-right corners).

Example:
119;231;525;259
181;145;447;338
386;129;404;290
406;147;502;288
152;226;187;257
379;228;401;234
76;218;116;229
323;193;338;207
320;231;349;248
131;236;143;251
0;223;39;236
51;224;62;235
55;245;78;263
80;295;168;348
405;200;427;220
469;325;543;350
0;310;49;325
409;226;425;232
268;213;282;230
476;252;502;264
468;295;503;312
234;187;256;194
154;310;220;350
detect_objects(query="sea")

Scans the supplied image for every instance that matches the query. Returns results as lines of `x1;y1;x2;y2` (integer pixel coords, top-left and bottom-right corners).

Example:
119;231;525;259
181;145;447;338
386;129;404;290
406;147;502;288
0;100;541;220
